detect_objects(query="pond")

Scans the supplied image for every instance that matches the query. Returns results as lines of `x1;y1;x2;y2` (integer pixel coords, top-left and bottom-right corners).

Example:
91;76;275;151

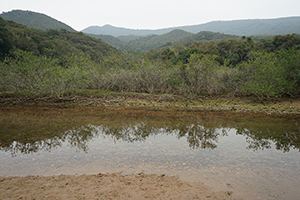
0;107;299;200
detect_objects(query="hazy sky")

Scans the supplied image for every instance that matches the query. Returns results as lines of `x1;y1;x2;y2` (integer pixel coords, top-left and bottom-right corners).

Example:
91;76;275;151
1;0;300;31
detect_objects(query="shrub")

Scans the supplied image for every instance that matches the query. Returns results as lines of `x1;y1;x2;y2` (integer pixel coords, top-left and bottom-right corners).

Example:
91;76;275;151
0;50;91;95
237;51;289;98
276;49;300;94
176;54;235;95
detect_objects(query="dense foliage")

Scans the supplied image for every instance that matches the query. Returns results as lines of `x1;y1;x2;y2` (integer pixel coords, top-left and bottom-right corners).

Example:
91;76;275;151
123;30;193;52
87;33;126;51
0;17;12;60
1;18;300;99
1;18;117;63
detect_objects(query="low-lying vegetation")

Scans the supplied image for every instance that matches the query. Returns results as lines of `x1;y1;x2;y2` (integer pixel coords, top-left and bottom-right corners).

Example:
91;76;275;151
1;48;299;100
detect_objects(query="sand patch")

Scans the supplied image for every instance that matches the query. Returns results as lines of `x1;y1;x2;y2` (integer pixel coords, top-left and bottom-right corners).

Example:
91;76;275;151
0;172;234;199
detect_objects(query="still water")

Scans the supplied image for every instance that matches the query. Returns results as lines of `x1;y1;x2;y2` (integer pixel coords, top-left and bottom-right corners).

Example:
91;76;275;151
0;107;299;199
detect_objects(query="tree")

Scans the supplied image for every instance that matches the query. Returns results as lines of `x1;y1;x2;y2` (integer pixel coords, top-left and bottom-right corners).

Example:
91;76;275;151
0;17;12;60
238;51;289;98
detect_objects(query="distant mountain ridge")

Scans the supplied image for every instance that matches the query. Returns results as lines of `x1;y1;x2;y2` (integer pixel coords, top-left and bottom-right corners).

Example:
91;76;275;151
82;16;300;37
2;10;300;52
82;24;175;37
0;10;76;32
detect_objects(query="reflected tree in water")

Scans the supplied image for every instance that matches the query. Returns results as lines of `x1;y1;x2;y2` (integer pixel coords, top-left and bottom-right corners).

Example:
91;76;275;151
172;124;229;150
236;121;300;152
1;110;299;156
63;125;96;152
0;125;96;156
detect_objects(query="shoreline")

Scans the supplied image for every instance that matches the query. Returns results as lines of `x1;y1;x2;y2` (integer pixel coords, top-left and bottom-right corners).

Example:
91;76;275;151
1;91;300;115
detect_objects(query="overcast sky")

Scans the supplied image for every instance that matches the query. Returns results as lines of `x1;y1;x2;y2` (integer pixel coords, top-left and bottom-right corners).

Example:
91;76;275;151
1;0;300;31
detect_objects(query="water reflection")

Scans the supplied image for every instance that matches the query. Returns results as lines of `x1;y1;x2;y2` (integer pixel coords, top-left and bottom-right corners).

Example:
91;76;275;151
0;107;299;156
88;123;228;150
236;122;300;152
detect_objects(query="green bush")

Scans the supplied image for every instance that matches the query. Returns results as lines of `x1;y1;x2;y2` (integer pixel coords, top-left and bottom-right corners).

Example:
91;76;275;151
92;64;171;94
237;51;289;98
276;49;300;93
176;54;235;95
1;42;300;98
0;50;92;95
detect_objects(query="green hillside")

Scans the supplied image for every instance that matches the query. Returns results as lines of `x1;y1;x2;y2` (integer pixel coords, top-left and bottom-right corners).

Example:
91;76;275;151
1;17;118;61
89;30;244;52
117;35;144;42
0;10;76;32
86;33;126;51
124;30;193;52
180;31;240;44
87;29;272;52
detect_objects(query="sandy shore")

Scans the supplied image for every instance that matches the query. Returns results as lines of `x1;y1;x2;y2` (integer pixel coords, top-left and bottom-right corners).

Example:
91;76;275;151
0;172;234;200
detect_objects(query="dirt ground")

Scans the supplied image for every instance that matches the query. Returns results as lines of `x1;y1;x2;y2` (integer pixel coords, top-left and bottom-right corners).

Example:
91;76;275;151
0;172;235;200
1;92;300;115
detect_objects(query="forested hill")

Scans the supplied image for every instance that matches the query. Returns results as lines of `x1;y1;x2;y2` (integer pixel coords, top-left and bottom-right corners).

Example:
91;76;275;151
86;33;126;51
123;29;193;52
91;30;247;52
0;10;76;32
82;16;300;37
0;17;118;61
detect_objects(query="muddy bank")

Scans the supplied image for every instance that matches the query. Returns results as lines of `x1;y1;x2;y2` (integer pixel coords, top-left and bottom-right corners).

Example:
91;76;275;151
1;91;300;115
0;172;234;200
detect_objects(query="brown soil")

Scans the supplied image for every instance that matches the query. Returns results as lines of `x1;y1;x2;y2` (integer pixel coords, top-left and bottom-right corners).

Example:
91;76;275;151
0;172;234;200
1;92;300;115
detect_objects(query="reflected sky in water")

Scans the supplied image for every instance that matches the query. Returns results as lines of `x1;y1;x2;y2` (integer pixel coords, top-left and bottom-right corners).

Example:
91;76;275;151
0;107;299;200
